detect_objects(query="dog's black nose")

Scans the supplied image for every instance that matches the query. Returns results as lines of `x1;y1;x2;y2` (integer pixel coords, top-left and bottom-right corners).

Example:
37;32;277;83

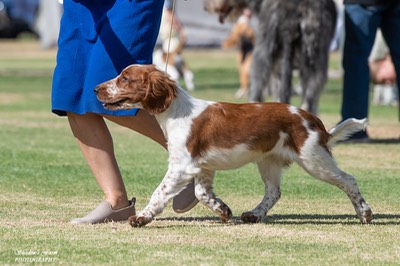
94;85;100;94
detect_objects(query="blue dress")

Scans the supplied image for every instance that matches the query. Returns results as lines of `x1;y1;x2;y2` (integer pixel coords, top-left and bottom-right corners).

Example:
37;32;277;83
51;0;164;116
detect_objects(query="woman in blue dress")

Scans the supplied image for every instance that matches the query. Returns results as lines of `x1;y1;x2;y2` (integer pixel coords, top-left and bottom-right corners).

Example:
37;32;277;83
52;0;196;224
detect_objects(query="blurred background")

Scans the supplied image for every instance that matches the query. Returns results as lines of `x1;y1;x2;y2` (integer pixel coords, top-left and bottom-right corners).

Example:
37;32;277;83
0;0;236;48
0;0;62;48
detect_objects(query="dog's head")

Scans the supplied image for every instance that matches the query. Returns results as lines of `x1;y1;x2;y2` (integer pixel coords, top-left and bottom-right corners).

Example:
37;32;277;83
94;64;178;115
204;0;247;23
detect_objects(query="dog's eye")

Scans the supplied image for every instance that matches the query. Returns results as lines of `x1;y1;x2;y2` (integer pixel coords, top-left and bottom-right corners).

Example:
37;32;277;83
121;76;129;82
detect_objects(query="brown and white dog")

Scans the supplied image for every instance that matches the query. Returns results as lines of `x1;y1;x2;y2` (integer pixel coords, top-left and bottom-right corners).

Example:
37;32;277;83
94;64;372;227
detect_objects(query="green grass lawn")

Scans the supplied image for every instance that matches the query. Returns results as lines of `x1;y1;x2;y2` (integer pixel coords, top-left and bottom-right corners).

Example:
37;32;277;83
0;40;399;265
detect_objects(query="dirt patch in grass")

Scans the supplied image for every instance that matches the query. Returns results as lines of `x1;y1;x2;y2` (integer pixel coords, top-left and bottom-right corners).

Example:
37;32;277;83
0;40;56;59
369;126;400;139
0;93;25;104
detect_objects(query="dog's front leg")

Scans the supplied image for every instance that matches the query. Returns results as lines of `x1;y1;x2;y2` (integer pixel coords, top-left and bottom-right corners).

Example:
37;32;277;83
129;168;191;227
194;169;232;222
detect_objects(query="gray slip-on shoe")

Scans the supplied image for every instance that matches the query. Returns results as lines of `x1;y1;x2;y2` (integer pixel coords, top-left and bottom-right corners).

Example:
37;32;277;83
172;179;199;213
70;197;136;224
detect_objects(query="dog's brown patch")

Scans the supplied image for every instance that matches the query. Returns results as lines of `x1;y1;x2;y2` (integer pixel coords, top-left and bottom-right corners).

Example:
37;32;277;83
186;102;329;158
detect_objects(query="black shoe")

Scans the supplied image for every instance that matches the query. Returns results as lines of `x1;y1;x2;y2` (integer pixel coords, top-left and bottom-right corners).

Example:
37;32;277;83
341;130;370;144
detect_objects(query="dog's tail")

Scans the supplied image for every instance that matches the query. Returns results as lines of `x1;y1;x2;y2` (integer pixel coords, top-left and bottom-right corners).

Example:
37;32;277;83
327;118;368;147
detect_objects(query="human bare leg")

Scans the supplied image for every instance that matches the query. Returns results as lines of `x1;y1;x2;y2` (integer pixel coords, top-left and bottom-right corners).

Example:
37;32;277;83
104;110;167;149
68;112;129;209
68;110;197;223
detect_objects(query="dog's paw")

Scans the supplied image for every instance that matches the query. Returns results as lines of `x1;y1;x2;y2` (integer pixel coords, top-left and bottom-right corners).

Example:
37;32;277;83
128;215;152;227
358;208;373;224
356;202;373;224
241;211;262;223
219;204;233;223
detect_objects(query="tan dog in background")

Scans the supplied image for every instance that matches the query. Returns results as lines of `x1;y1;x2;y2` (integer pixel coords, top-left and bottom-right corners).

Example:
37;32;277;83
222;9;255;98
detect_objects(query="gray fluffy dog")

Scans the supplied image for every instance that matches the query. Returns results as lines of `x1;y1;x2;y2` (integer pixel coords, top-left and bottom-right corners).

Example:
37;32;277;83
204;0;337;114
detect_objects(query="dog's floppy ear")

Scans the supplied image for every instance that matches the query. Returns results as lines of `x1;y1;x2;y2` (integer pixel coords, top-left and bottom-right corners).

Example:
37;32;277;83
142;65;178;114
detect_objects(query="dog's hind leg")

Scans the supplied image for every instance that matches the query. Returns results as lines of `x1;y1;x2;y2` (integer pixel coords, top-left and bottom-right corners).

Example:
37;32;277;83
298;26;330;115
248;38;274;102
194;169;232;222
279;41;294;104
297;145;372;224
241;160;283;223
299;62;327;115
269;69;282;102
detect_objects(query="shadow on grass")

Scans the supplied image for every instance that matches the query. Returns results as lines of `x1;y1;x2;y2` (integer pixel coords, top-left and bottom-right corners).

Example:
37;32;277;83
265;213;400;225
155;213;400;226
339;138;400;144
